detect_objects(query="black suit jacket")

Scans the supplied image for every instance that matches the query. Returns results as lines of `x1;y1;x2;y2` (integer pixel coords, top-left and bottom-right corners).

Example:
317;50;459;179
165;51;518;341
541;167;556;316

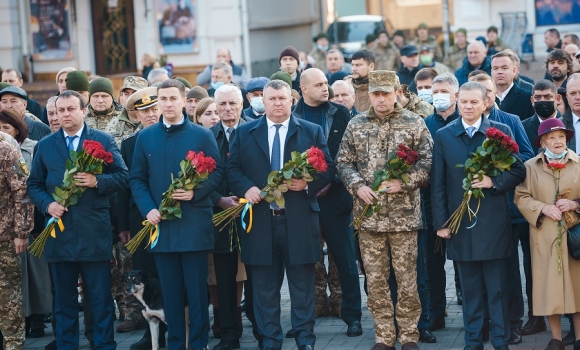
499;84;535;121
117;132;142;233
226;114;335;265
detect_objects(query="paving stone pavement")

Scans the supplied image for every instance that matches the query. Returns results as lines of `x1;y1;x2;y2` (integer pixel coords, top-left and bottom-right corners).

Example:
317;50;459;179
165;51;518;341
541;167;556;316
23;252;573;350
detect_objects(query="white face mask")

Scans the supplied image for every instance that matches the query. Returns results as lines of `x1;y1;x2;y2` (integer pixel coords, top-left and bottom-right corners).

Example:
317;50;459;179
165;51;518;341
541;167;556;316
250;97;265;113
418;89;433;104
299;61;306;70
432;93;452;111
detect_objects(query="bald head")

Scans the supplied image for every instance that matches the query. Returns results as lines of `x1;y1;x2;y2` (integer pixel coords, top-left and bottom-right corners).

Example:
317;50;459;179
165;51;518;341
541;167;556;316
216;48;231;64
467;41;487;67
300;68;329;107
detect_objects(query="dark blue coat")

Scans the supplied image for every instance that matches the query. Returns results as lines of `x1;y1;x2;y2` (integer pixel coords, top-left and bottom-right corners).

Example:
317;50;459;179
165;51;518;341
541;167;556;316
455;56;492;86
27;125;129;262
431;117;526;261
498;84;535;121
130;119;224;253
226;115;335;265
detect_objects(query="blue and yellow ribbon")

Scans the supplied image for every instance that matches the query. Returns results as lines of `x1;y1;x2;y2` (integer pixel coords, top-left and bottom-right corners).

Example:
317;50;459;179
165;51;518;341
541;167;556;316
239;199;253;233
47;217;65;238
143;220;159;249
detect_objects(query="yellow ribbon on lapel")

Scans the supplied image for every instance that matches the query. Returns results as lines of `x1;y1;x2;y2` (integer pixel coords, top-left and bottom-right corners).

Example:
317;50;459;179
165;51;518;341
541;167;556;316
239;198;253;233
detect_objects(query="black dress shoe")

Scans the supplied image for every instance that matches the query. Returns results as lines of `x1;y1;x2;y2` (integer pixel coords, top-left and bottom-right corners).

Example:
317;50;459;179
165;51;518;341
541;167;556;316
419;329;437;343
456;290;463;305
509;329;522;345
213;339;241;350
429;318;445;331
285;329;295;338
346;321;363;337
494;346;510;350
298;346;313;350
521;316;547;335
563;329;576;345
482;321;490;342
44;339;57;350
463;346;483;350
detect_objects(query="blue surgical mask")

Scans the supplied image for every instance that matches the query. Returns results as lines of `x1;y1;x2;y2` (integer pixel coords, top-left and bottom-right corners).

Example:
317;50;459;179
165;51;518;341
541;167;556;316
211;81;224;90
544;147;567;159
250;97;265;113
432;93;452;111
317;45;329;51
418;89;433;104
299;61;306;70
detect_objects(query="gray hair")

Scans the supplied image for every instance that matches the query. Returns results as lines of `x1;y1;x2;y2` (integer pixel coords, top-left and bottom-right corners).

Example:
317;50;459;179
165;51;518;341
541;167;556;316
147;68;169;84
264;80;291;96
459;81;488;101
432;73;459;92
568;72;580;84
46;96;59;108
212;62;233;77
214;84;242;103
468;41;487;53
331;80;354;94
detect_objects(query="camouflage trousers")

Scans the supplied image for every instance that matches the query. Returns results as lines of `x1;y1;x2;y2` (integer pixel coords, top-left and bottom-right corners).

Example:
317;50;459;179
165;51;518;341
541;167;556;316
0;241;25;350
111;241;141;321
358;230;420;346
315;236;342;306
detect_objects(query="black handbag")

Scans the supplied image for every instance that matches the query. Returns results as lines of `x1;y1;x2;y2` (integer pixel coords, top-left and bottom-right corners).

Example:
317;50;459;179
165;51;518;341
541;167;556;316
568;223;580;260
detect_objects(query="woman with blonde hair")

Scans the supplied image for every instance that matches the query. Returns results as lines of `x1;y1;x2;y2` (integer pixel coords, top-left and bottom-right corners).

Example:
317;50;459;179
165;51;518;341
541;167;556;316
192;97;219;127
141;53;160;79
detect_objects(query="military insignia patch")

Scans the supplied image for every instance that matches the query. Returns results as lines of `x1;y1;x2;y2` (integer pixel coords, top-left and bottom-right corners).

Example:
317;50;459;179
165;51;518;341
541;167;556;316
142;94;151;104
18;157;29;176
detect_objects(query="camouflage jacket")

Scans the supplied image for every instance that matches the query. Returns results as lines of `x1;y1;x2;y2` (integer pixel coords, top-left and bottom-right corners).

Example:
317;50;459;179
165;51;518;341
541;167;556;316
0;136;34;241
404;93;434;118
308;47;327;71
105;111;140;147
443;44;467;71
372;43;400;72
336;103;433;232
85;100;126;132
410;35;443;62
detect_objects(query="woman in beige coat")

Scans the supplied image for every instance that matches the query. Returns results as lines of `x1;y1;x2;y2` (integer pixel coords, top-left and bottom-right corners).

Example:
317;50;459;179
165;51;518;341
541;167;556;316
515;118;580;350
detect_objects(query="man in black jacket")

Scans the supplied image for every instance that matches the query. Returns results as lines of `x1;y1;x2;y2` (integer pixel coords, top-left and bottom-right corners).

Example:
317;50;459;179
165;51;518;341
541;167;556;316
1;68;43;120
491;52;535;121
293;68;363;337
397;45;424;93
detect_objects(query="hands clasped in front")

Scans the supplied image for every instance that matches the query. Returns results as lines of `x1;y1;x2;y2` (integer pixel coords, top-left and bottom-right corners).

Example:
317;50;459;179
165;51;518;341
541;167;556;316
542;199;580;221
356;179;403;206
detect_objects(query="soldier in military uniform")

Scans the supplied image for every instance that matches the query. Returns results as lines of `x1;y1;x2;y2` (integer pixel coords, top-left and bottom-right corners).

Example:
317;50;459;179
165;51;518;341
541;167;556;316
396;84;434;118
117;76;148;108
86;77;133;138
309;33;330;71
336;70;433;350
0;133;34;350
409;23;443;63
443;28;469;72
372;30;400;72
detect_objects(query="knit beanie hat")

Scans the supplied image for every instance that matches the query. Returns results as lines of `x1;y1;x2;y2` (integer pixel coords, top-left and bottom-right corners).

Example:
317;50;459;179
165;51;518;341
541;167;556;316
65;70;89;91
456;28;467;36
89;77;115;98
270;71;292;87
279;46;300;64
174;77;192;89
186;86;209;100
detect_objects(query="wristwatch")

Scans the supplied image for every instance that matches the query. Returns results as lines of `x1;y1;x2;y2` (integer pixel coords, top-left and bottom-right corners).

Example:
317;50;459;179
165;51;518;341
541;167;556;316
94;180;98;188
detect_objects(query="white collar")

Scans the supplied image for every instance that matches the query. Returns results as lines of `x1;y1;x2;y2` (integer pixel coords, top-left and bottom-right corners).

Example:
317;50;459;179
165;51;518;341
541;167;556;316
63;124;84;139
221;121;239;132
163;116;185;128
266;117;290;129
573;112;580;124
497;82;514;101
461;117;482;131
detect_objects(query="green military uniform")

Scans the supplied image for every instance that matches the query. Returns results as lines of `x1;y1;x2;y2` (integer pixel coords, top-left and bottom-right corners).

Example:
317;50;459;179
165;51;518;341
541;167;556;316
85;101;126;133
443;43;468;71
410;35;443;62
315;236;342;316
336;71;432;347
104;110;140;147
372;43;400;72
402;88;434;119
308;46;327;71
488;39;510;53
0;136;34;350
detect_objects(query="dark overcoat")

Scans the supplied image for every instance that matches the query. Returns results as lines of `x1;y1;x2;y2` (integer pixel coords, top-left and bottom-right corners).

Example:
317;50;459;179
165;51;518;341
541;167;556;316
431;117;526;261
27;125;129;262
498;84;535;121
226;114;335;265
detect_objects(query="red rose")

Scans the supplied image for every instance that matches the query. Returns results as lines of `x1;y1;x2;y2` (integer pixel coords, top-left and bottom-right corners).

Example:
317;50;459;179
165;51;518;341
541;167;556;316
191;152;216;174
83;140;104;157
306;146;327;172
186;151;197;161
396;151;407;160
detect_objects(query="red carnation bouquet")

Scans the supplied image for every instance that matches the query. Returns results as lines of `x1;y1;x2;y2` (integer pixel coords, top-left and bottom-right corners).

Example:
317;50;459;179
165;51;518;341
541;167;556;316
29;140;114;257
352;144;419;228
213;146;328;232
125;151;217;254
444;127;519;233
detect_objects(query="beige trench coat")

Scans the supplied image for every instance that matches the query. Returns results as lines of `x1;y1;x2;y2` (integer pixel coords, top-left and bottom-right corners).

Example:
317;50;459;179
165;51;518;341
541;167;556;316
515;150;580;316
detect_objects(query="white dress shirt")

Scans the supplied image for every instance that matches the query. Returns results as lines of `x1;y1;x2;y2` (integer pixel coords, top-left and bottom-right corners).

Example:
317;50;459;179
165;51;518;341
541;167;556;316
63;125;84;151
266;117;290;167
163;116;185;128
461;117;483;135
222;121;239;142
497;82;514;103
573;113;580;154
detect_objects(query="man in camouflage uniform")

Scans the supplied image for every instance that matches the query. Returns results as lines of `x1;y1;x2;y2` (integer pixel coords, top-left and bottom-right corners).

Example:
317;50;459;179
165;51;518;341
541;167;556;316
396;84;434;118
308;33;330;71
0;133;34;350
443;28;469;71
85;77;143;333
372;30;400;72
409;23;443;63
336;70;433;350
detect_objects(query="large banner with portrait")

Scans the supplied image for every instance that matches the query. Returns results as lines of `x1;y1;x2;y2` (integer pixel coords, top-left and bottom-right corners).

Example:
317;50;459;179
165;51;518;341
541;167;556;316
536;0;580;26
30;0;73;60
157;0;199;54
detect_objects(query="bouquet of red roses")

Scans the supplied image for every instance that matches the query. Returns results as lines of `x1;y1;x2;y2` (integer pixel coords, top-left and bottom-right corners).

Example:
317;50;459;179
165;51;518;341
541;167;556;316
213;146;328;232
29;140;114;257
352;144;419;228
125;151;217;254
444;127;518;233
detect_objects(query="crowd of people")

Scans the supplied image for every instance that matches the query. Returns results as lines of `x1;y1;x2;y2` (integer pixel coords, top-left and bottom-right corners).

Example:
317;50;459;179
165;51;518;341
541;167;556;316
0;22;580;350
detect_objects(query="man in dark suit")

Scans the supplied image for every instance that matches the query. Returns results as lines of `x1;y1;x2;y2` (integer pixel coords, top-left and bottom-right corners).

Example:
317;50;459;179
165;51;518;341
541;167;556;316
432;82;525;350
226;79;335;350
491;52;535;121
293;68;363;336
562;73;580;154
208;84;247;350
116;87;166;350
523;80;561;154
27;90;129;350
130;80;224;350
